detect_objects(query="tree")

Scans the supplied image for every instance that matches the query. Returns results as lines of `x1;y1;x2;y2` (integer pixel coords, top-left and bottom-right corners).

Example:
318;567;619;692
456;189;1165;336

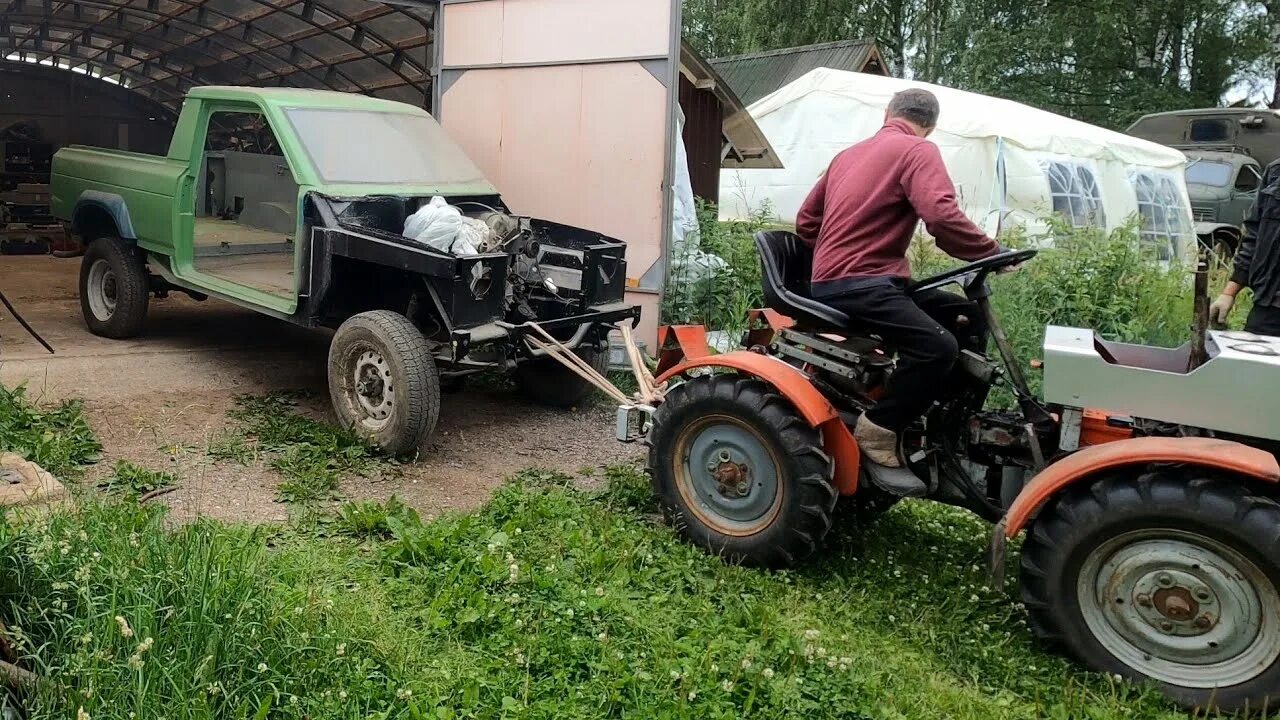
682;0;1273;129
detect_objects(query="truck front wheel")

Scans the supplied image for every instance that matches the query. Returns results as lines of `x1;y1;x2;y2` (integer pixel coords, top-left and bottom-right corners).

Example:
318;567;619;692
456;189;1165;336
328;311;440;456
79;236;149;339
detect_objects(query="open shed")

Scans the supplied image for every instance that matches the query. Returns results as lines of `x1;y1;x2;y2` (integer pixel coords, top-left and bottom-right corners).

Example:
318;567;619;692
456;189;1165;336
0;0;693;350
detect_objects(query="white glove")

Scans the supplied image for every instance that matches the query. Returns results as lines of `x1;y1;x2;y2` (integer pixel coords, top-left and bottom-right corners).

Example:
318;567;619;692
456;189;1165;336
1209;294;1236;325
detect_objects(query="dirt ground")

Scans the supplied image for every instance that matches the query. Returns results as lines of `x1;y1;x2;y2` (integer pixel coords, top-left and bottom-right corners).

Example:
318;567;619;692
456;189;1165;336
1;255;640;523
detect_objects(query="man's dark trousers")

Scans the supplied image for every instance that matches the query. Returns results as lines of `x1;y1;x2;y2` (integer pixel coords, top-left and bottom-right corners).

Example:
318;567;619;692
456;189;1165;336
820;280;982;432
1245;304;1280;336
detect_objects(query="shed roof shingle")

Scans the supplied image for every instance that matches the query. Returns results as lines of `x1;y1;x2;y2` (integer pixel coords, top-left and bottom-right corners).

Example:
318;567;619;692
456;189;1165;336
710;39;888;106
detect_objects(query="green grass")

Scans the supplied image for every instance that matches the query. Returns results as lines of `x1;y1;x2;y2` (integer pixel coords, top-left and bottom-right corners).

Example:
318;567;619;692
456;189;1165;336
225;393;391;504
0;384;100;478
0;386;1255;718
97;460;178;499
0;469;1216;720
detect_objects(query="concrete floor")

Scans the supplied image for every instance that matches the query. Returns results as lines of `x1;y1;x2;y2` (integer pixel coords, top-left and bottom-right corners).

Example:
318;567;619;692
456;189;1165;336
0;254;638;523
1;255;327;401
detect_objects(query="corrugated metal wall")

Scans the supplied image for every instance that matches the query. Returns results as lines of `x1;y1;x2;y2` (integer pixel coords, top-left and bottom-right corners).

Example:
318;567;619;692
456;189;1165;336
679;74;724;204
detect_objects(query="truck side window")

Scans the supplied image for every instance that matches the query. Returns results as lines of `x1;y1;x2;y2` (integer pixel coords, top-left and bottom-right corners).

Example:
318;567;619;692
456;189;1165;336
1042;161;1106;229
1235;165;1262;193
1188;119;1230;143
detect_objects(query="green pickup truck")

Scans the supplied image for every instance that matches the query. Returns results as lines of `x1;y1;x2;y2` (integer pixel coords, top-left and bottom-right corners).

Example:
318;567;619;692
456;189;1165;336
51;86;636;454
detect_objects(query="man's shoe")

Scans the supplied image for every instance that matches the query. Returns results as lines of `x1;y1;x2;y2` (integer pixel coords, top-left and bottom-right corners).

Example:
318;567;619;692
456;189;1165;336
854;415;927;498
862;459;928;498
853;415;902;467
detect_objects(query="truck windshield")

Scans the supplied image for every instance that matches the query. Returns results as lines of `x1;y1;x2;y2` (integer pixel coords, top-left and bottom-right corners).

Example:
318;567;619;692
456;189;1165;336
284;109;491;187
1184;160;1232;187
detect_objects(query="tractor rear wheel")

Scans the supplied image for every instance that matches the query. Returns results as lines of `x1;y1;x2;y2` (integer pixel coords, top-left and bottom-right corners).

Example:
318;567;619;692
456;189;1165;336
1021;471;1280;713
647;374;837;569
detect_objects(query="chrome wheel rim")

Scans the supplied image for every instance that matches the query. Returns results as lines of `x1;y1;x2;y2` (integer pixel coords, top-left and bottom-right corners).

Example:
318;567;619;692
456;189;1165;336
86;259;118;321
350;349;394;431
1078;528;1280;688
673;414;783;536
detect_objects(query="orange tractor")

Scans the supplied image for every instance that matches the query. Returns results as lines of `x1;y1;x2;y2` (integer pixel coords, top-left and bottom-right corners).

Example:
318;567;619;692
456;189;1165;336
616;232;1280;712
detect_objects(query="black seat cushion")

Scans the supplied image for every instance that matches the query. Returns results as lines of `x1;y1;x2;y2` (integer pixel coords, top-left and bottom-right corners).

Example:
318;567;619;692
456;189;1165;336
754;230;850;329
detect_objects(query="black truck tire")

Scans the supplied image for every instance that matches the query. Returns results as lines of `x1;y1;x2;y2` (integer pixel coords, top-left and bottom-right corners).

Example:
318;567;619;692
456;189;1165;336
1021;471;1280;713
647;375;837;569
328;311;440;456
79;236;149;339
515;343;609;408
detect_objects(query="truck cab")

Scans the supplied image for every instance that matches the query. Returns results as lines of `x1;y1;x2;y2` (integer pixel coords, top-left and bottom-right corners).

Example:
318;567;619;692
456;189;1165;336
1128;108;1280;249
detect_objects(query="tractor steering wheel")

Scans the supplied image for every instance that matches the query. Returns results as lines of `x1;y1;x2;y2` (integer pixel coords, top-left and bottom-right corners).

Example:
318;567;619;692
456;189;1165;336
908;248;1038;297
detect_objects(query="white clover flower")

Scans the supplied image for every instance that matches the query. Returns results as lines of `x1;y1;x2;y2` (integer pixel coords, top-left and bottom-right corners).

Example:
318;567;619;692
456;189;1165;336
339;691;348;700
77;707;89;720
721;680;734;692
114;616;134;638
336;643;346;657
762;668;774;679
396;688;412;700
741;658;752;670
669;670;681;680
687;691;697;701
508;564;519;582
595;587;605;597
257;663;268;672
206;684;222;697
596;632;608;642
803;629;820;641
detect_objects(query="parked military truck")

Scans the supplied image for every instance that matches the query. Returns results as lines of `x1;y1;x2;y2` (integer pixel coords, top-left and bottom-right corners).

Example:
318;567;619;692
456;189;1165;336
50;87;636;454
1127;108;1280;250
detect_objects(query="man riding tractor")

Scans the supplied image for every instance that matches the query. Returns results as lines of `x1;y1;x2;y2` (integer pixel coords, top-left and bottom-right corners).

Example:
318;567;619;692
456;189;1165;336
796;88;1012;496
618;91;1280;712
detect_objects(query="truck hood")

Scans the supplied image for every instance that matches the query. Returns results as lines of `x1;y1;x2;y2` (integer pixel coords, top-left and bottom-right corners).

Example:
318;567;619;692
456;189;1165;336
312;181;500;200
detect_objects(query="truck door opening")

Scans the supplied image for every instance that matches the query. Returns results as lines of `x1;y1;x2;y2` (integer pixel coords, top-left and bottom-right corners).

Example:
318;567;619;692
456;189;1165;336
192;110;299;298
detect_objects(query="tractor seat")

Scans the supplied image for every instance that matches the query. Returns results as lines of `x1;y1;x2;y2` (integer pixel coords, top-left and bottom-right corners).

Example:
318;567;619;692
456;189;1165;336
755;230;850;330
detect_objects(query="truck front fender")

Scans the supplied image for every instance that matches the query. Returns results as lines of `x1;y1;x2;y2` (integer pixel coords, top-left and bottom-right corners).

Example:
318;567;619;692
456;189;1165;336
1001;437;1280;539
655;351;861;495
71;191;137;240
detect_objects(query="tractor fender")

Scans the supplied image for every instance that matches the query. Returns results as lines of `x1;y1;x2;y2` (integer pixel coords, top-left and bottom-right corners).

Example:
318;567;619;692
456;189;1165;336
71;191;137;240
1001;436;1280;539
655;351;861;495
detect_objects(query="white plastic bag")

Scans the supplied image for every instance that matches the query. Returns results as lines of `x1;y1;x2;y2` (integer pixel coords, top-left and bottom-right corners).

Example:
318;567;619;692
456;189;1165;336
403;196;463;252
453;217;493;256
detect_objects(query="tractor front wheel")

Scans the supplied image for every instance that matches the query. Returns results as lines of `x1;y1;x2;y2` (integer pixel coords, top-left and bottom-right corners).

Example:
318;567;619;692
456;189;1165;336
647;374;837;569
1021;471;1280;713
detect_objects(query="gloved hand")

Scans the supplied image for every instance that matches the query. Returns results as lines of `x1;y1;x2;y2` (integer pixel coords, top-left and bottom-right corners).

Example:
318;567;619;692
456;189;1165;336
1209;293;1236;325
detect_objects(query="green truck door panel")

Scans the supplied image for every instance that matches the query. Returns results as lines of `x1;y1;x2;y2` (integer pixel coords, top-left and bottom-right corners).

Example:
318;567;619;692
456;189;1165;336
172;99;304;315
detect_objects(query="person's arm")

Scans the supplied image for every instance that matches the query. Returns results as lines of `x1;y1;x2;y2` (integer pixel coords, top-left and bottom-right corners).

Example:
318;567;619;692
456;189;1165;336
901;142;1001;260
1211;188;1261;323
795;170;829;247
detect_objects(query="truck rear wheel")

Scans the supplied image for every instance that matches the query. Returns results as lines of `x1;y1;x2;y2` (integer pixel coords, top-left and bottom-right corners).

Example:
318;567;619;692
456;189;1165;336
1021;471;1280;713
647;374;837;569
79;236;149;339
515;343;609;408
328;311;440;456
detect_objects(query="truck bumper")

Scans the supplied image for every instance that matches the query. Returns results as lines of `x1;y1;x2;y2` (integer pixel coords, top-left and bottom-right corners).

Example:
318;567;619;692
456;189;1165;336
450;302;641;362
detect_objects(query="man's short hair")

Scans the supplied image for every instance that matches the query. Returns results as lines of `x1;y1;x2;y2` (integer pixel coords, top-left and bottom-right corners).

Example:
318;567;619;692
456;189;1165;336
887;89;940;129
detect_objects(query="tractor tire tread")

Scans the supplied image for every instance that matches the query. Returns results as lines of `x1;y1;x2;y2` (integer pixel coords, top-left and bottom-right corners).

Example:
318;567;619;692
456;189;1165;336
647;374;837;569
1019;468;1280;713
